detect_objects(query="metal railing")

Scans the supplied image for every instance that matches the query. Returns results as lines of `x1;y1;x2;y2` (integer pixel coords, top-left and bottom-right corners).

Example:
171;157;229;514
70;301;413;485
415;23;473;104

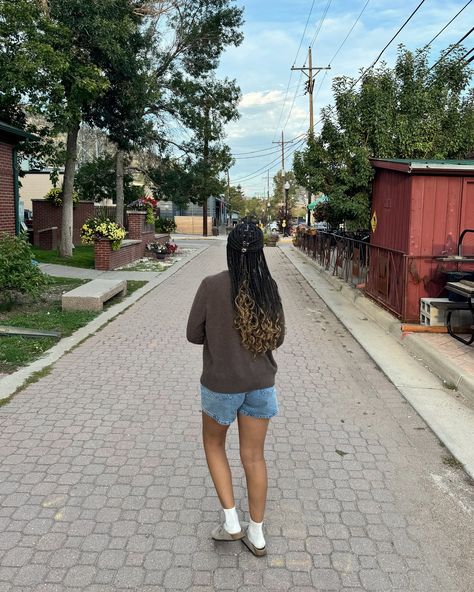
297;231;406;318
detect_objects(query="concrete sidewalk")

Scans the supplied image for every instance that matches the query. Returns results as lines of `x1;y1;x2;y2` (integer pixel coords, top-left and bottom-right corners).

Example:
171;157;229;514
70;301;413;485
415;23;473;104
280;245;474;481
0;242;472;591
281;245;474;403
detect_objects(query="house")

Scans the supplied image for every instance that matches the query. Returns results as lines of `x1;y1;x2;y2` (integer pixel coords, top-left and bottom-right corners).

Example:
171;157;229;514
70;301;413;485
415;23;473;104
0;121;35;235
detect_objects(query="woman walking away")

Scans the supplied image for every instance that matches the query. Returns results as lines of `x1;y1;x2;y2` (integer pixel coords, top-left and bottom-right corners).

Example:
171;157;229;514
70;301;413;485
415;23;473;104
186;219;285;556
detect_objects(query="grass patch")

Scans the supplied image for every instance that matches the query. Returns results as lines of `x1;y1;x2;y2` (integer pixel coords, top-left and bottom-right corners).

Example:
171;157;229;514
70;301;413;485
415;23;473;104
32;245;95;269
0;277;147;374
123;280;147;295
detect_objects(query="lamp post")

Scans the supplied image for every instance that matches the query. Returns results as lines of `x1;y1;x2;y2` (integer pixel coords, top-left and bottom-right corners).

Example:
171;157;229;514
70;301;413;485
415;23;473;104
284;181;290;236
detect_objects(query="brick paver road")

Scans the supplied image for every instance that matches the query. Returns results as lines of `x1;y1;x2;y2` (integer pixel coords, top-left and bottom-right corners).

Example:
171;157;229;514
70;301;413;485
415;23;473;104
0;243;473;592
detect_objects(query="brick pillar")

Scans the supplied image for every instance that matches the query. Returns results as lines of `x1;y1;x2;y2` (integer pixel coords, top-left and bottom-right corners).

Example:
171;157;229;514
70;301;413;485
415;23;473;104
94;238;112;270
127;211;146;240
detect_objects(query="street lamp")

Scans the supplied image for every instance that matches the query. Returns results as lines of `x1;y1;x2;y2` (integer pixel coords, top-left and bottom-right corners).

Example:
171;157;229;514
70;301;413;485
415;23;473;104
284;181;290;236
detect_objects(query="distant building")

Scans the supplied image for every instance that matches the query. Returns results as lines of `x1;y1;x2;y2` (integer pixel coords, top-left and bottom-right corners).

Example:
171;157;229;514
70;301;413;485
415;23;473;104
20;169;64;211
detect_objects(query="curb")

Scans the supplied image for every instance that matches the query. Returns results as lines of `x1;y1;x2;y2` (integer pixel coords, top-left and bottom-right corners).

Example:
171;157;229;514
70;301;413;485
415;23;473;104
285;246;474;404
280;245;474;479
0;245;209;403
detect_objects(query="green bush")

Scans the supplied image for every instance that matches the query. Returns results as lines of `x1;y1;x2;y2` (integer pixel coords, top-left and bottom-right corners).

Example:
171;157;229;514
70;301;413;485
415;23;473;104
45;187;79;207
155;218;177;233
0;233;50;308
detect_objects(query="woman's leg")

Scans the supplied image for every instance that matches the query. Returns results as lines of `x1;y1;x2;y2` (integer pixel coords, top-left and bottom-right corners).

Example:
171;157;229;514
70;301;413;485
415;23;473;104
237;414;269;523
202;412;235;509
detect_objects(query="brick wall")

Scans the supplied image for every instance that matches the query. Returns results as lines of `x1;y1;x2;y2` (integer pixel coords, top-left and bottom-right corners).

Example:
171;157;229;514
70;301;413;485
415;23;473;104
32;200;95;247
94;239;144;271
0;142;15;235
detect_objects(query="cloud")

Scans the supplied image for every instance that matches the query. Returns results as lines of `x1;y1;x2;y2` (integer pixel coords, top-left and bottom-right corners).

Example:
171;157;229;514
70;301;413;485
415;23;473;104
217;0;474;192
240;90;287;108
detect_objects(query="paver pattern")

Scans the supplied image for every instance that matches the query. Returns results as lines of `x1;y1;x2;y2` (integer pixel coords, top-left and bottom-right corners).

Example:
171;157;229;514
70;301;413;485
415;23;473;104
0;243;473;592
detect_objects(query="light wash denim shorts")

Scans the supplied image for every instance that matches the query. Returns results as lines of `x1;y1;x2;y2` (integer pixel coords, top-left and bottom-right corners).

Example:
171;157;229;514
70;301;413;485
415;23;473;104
200;384;278;425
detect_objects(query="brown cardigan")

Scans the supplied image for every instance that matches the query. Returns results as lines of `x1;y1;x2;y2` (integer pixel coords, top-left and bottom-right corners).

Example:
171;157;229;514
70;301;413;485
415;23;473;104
186;270;284;393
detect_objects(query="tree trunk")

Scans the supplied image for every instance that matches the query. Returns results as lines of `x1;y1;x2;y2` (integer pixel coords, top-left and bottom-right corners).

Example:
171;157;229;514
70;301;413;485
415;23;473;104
115;149;125;226
202;194;208;236
59;122;80;257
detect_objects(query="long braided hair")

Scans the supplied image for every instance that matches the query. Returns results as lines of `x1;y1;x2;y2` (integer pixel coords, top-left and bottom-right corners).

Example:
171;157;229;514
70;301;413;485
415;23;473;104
227;219;283;355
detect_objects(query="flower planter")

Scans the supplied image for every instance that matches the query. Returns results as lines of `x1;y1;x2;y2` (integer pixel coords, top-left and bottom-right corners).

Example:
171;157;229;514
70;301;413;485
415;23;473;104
155;252;166;260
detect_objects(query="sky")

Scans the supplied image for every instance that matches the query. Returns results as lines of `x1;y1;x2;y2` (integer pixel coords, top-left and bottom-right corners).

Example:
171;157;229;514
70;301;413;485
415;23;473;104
215;0;474;196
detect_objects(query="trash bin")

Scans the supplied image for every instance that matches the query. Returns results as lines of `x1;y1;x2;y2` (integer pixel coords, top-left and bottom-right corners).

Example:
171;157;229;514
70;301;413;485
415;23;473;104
212;226;219;236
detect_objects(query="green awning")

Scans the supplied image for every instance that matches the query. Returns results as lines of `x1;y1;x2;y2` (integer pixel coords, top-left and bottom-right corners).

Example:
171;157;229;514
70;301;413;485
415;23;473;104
307;194;328;210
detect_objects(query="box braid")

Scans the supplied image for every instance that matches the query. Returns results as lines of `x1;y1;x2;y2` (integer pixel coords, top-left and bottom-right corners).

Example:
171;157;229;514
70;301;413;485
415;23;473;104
227;219;283;355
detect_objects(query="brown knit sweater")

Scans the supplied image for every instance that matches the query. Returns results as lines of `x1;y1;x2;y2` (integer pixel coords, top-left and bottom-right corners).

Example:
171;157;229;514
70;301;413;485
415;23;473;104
186;270;284;393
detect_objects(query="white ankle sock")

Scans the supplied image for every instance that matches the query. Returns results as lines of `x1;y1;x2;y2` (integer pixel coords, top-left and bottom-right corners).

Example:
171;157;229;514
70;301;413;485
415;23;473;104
247;518;265;549
223;507;241;534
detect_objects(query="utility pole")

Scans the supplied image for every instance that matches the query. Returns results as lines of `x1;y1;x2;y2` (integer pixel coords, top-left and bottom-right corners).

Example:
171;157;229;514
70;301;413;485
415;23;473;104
272;131;293;211
202;101;210;237
272;130;292;174
292;47;330;225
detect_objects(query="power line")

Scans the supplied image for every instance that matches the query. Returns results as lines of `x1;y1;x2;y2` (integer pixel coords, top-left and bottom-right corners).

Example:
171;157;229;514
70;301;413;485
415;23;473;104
293;0;316;66
282;71;305;132
272;0;318;141
329;0;370;65
234;148;282;160
309;0;333;48
313;0;370;103
423;0;473;48
310;0;431;132
429;27;474;71
230;137;307;185
350;0;427;88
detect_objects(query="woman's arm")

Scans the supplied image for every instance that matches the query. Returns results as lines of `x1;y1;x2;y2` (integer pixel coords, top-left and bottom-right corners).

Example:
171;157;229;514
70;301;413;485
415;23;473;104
186;279;207;344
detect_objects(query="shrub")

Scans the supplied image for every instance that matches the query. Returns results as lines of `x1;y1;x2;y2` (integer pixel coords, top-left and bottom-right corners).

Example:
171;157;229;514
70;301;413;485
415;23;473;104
81;217;126;250
0;233;50;308
45;187;79;207
155;217;177;233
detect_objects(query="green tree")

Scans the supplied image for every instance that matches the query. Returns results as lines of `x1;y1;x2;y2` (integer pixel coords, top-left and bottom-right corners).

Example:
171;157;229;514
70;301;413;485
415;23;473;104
75;155;144;203
294;45;474;229
0;0;147;256
86;11;157;225
227;184;245;218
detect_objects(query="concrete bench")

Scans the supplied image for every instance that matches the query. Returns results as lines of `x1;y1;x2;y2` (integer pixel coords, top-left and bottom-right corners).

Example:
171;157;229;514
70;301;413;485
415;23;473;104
62;279;127;311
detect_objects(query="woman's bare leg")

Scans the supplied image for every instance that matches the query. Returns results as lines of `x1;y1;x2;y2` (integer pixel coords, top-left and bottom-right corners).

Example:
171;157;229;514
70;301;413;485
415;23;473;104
237;415;269;522
202;412;235;509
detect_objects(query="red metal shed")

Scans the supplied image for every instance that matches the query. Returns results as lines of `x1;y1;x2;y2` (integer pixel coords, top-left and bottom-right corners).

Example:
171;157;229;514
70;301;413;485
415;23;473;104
367;159;474;322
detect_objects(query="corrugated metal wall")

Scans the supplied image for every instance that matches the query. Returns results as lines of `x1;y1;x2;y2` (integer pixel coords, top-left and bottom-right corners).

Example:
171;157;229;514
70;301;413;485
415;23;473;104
370;170;410;252
370;165;474;321
409;175;463;256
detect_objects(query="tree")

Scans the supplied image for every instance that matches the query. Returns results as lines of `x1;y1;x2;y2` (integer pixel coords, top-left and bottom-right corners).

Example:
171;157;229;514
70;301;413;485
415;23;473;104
86;10;157;225
294;45;474;229
75;156;145;203
154;75;241;234
227;185;245;219
0;0;157;255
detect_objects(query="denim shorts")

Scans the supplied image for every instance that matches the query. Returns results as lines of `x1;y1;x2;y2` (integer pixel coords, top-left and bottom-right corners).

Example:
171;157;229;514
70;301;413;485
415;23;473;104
200;384;278;425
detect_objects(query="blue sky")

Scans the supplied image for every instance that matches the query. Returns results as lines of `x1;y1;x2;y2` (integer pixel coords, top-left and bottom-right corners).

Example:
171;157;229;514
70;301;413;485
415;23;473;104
216;0;474;195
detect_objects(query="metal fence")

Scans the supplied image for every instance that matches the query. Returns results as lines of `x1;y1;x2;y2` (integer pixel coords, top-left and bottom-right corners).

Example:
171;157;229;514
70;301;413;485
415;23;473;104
298;231;407;319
